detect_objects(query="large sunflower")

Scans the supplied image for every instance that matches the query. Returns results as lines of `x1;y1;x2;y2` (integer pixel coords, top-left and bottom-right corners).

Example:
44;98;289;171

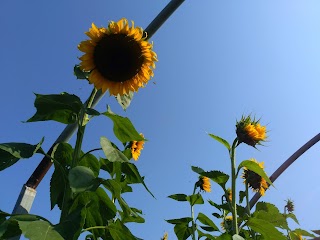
242;159;269;196
78;18;157;96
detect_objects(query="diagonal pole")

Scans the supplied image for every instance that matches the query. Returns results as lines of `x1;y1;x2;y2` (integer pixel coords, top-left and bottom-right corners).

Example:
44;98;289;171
10;1;186;239
249;133;320;209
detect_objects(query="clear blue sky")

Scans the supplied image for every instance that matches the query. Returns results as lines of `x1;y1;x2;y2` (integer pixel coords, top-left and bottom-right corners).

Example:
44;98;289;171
1;0;320;239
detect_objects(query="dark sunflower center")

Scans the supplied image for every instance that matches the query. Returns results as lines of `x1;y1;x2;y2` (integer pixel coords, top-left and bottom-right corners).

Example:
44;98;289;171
93;34;144;82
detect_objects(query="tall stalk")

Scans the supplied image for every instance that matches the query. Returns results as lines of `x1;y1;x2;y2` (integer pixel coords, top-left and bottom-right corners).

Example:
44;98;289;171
230;138;239;235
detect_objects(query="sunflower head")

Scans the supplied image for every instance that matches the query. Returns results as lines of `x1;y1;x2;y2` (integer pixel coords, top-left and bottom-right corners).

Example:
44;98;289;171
285;199;295;213
130;133;145;161
236;115;267;147
242;159;269;196
78;18;157;96
226;188;232;202
161;232;168;240
220;216;233;232
196;176;211;192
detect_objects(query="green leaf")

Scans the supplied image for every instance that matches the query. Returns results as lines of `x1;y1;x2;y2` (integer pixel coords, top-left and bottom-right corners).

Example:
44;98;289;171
18;220;64;240
216;233;232;240
50;163;67;210
51;143;73;168
0;219;21;239
108;219;137;240
238;160;273;186
191;166;205;175
79;153;100;177
121;163;154;198
119;207;145;224
115;91;134;111
247;217;287;240
100;137;129;162
239;191;246;204
68;166;97;193
197;213;219;231
186;194;204;206
0;138;44;171
197;229;216;239
253;202;288;229
208;200;230;212
168;194;188;202
104;106;144;143
74;65;90;79
291;228;316;238
174;223;193;240
166;217;193;224
286;213;299;225
208;133;231;151
27;93;83;124
203;170;229;187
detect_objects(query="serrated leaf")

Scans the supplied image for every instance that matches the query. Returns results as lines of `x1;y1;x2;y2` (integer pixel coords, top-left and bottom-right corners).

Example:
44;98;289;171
79;153;100;177
247;217;287;240
238;160;273;186
186;194;204;206
68;166;97;193
286;213;299;225
27;93;83;124
208;134;231;151
168;194;188;202
197;229;216;239
0;138;44;171
50;164;67;210
197;213;219;231
292;228;316;237
74;65;90;79
100;137;129;162
166;217;193;224
104;106;143;143
203;171;229;187
18;220;64;240
115;92;134;111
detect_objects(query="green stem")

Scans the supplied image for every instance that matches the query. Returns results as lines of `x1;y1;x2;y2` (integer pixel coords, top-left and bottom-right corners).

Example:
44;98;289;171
82;226;108;233
245;183;250;216
230;138;239;235
191;184;197;240
61;88;97;222
79;148;102;162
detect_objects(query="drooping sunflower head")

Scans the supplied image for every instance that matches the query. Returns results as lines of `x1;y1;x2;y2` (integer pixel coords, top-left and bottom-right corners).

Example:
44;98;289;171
242;159;269;196
130;133;145;161
196;176;211;192
220;216;233;232
285;199;295;213
236;115;267;147
78;18;157;96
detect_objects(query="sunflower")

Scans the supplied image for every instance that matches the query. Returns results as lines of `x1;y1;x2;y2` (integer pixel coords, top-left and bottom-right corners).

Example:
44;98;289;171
285;199;294;213
220;216;233;232
226;188;232;202
78;18;157;96
131;134;144;161
197;176;211;192
236;115;267;147
242;159;268;196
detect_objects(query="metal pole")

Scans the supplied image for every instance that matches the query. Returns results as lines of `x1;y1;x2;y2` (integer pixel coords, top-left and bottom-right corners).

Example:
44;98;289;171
10;1;186;238
249;133;320;209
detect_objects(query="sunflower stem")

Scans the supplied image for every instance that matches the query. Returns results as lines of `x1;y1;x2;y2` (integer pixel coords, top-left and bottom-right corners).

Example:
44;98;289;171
191;184;197;240
230;138;239;235
60;88;97;222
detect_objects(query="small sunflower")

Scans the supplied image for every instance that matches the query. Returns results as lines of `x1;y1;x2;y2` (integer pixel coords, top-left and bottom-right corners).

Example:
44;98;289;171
220;216;233;232
242;159;268;196
161;232;168;240
236;115;267;147
285;199;295;213
78;18;157;96
131;134;144;161
226;188;232;202
197;176;211;192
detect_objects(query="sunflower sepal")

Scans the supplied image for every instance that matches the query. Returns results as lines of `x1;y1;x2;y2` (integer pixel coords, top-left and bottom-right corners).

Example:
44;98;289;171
74;65;90;80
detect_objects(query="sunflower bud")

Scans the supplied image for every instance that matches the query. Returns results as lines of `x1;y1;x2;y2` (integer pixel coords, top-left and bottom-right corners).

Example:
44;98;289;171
285;199;295;213
236;116;266;147
220;216;233;232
